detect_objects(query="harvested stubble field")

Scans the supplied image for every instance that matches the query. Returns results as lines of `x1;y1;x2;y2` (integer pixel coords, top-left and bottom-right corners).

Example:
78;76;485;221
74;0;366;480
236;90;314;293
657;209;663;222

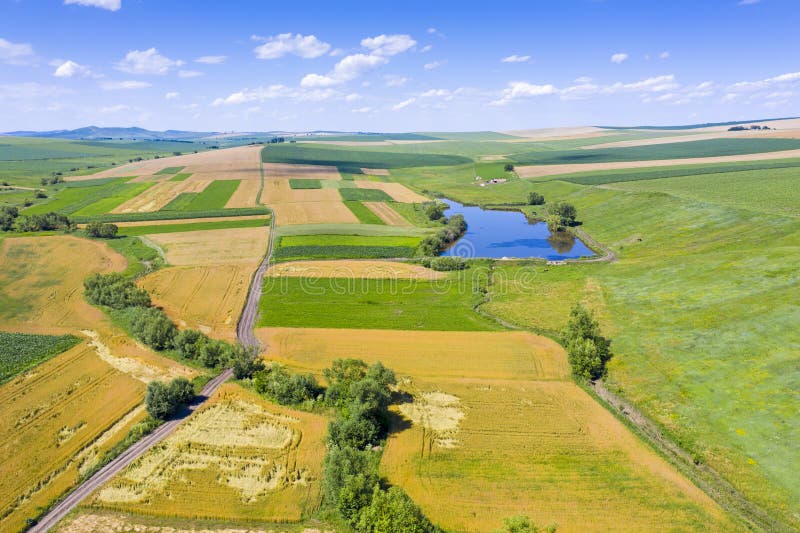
139;264;254;342
257;327;736;531
269;201;358;225
266;260;444;280
88;383;327;523
360;167;391;176
263;162;341;181
354;180;428;202
145;226;269;266
0;342;145;532
112;179;211;213
113;214;269;227
116;217;269;237
363;201;411;225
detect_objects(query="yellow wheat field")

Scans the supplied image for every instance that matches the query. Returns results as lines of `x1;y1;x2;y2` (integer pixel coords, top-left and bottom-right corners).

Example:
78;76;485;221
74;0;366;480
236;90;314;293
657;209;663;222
362;202;411;225
354;181;428;203
266;260;444;280
225;178;262;208
263;162;341;180
146;227;269;266
382;378;738;532
139;265;254;342
269;201;358;225
89;383;327;523
257;327;569;381
113;214;269;227
0;343;145;532
70;145;263;182
112;179;212;213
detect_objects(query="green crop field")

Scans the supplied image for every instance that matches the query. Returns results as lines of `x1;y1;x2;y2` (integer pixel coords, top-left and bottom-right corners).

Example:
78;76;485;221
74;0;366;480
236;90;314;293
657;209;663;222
0;331;81;383
116;217;269;237
300;133;441;142
343;200;385;224
169;172;192;181
72;206;270;223
161;180;240;211
22;178;132;215
289;178;322;189
272;244;416;261
338;188;393;202
275;223;430;238
509;138;800;165
258;271;502;331
279;234;421;248
72;182;155;216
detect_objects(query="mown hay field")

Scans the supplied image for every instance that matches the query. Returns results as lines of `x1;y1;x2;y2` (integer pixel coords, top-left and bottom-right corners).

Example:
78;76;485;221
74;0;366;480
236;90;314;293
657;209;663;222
269;201;358;225
0;342;145;532
266;260;444;280
363;201;411;226
145;226;268;266
88;383;327;523
139;265;254;342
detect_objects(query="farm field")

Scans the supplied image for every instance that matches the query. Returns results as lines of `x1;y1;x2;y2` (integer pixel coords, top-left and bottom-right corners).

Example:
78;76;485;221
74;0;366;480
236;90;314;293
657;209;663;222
266;260;445;280
145;226;269;266
0;331;80;383
116;216;269;237
259;327;737;531
362;201;411;225
86;383;327;523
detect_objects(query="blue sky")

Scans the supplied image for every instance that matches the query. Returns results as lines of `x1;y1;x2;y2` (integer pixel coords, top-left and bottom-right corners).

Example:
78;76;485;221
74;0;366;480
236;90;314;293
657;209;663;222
1;0;798;132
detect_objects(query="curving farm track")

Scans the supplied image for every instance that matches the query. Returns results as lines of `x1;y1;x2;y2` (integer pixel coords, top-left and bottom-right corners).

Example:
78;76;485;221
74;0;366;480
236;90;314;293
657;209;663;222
30;214;276;532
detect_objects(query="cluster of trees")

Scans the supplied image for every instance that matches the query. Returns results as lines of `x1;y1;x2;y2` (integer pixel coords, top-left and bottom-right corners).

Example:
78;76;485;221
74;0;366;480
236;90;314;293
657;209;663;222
527;192;545;206
84;273;151;309
421;256;468;271
422;201;446;221
418;214;467;256
144;377;195;420
84;273;245;370
728;125;770;131
253;363;320;405
562;304;612;380
545;202;577;232
0;210;75;233
504;163;515;172
85;222;118;239
40;176;64;186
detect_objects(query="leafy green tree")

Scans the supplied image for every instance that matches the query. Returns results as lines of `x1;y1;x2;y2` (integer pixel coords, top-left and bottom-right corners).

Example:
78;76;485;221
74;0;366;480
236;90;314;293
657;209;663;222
129;307;177;350
86;222;119;238
422;201;446;221
357;485;440;533
0;206;19;231
327;408;381;449
168;377;195;405
254;364;319;404
527;192;545;205
145;381;174;420
561;304;612;380
495;515;556;533
550;202;577;226
504;163;515;172
84;273;151;309
323;445;380;522
172;328;205;359
231;345;264;379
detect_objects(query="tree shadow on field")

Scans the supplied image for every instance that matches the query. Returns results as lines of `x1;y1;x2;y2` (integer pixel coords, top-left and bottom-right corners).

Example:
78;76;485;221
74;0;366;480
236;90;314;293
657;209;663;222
387;393;413;435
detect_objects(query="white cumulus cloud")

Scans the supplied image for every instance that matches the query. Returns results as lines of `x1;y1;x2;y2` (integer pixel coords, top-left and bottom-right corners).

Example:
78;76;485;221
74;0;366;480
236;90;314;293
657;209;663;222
424;60;445;70
100;80;151;90
361;34;416;56
53;60;92;78
195;55;226;64
165;92;180;100
392;97;416;110
64;0;121;10
301;53;388;87
0;37;35;65
253;33;331;59
611;52;629;64
116;48;184;75
501;54;530;63
491;81;556;105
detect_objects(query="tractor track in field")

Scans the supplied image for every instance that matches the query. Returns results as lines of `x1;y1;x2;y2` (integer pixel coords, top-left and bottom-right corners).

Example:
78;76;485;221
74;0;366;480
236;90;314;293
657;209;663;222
31;208;276;531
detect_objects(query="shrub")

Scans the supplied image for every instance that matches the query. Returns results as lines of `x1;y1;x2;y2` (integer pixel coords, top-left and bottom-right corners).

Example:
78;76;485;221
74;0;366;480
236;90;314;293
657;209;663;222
172;328;205;359
417;214;467;256
527;192;545;205
422;256;467;271
357;485;440;533
561;304;612;380
504;163;515;172
495;515;556;533
0;206;19;231
86;222;119;239
549;202;577;226
323;445;380;523
13;212;74;232
84;273;151;309
422;201;446;221
254;364;320;404
129;307;177;350
145;377;195;420
231;346;265;379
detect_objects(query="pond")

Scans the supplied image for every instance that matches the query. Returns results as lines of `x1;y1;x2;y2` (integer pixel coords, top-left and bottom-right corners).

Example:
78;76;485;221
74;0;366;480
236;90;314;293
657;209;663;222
441;198;595;260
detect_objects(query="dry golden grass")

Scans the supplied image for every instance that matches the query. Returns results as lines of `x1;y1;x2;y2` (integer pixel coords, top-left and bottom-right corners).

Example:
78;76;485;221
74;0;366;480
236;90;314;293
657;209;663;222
516;149;800;178
263;162;341;181
0;343;145;532
224;178;262;208
382;378;738;532
146;227;269;266
57;511;294;533
257;328;569;381
269;201;358;225
266;260;444;280
114;214;269;228
139;265;254;342
360;167;390;176
287;188;342;202
261;178;292;204
354;181;428;203
362;202;411;226
89;383;327;523
112;179;212;213
72;145;262;182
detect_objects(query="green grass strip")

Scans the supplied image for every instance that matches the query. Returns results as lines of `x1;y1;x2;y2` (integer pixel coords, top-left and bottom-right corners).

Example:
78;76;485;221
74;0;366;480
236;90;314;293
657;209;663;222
169;172;192;182
280;234;420;247
117;217;269;236
343;201;385;224
155;166;185;175
272;244;416;261
289;178;322;189
72;206;271;223
339;188;393;202
161;192;197;211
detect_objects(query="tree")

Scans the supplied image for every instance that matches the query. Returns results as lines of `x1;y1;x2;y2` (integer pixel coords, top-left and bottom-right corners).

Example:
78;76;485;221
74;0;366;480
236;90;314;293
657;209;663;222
357;485;440;533
231;345;264;379
145;381;174;419
129;307;177;350
0;206;19;231
504;163;515;172
561;304;612;380
168;377;195;405
323;445;380;522
550;202;577;226
527;192;545;205
422;201;446;221
86;222;118;239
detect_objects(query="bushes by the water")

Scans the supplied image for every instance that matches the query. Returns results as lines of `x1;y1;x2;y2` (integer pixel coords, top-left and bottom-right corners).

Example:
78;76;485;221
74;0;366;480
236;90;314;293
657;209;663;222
422;256;468;271
418;214;467;256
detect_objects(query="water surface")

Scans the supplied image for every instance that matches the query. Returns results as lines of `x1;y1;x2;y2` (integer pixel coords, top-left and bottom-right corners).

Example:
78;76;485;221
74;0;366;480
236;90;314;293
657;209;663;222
441;198;594;260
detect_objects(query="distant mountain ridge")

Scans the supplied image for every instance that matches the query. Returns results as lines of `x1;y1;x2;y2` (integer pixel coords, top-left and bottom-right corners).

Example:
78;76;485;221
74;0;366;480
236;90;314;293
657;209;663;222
1;126;219;140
